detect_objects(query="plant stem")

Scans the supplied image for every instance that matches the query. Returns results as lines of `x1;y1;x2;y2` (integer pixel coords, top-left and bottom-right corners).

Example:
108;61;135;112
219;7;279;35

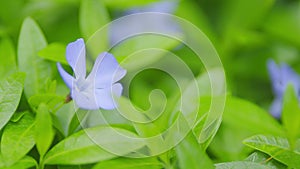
38;156;45;169
160;153;174;169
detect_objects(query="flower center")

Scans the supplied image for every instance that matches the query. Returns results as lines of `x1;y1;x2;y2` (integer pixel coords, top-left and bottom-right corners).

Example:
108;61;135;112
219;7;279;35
75;77;93;93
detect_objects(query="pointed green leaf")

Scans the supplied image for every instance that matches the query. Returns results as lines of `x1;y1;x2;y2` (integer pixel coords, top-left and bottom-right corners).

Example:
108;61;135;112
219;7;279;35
245;152;287;169
92;157;163;169
1;113;35;166
44;126;145;165
1;156;37;169
209;97;285;160
190;68;226;149
80;0;109;38
193;96;224;150
0;38;16;79
17;17;52;98
215;161;270;169
35;103;54;157
38;43;67;64
176;133;214;169
243;135;300;168
67;109;87;135
224;97;284;136
0;72;25;131
208;123;253;161
45;80;57;94
282;84;300;148
53;102;76;137
28;94;65;113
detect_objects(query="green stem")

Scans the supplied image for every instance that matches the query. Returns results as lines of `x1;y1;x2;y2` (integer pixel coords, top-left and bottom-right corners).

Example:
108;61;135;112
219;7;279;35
160;153;174;169
38;156;45;169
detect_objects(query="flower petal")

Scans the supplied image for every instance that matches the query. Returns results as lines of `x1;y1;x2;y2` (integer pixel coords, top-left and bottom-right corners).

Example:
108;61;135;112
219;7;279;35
87;52;126;88
268;59;300;97
267;60;279;81
269;97;282;119
267;59;281;96
57;63;74;89
72;85;98;110
95;83;123;110
281;63;300;90
66;38;86;79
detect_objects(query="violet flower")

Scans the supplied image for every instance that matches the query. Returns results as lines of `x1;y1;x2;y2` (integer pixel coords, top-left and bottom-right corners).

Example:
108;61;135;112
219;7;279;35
57;38;126;110
109;1;180;45
267;59;300;118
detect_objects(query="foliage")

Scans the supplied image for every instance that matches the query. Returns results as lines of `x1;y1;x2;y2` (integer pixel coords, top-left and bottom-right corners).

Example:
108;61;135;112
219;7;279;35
0;0;299;168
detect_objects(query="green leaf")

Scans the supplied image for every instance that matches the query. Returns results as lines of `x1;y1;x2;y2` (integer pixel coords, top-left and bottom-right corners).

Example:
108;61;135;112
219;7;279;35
191;68;226;149
67;109;88;135
58;164;93;169
10;111;27;123
175;133;214;169
224;97;284;136
1;113;36;166
17;17;52;98
243;135;300;168
28;94;65;113
0;156;37;169
53;102;77;137
0;73;25;131
80;0;109;38
245;152;287;169
43;126;145;165
92;157;163;169
208;123;252;161
45;79;57;94
282;84;300;148
193;96;224;150
0;38;17;79
35;103;54;157
209;97;285;161
215;161;270;169
79;0;109;60
38;43;67;64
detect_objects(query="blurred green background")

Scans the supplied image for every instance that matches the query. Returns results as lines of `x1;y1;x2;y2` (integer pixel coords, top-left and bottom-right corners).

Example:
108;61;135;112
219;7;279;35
1;0;299;109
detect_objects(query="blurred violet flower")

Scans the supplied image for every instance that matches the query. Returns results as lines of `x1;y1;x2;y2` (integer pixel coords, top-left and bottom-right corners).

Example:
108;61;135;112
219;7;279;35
57;38;126;110
124;1;177;15
109;1;180;45
267;59;300;118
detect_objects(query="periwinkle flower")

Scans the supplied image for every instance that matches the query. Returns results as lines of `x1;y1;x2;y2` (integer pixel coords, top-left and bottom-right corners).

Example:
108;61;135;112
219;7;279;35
267;59;300;118
57;38;126;110
109;1;180;45
124;1;177;14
